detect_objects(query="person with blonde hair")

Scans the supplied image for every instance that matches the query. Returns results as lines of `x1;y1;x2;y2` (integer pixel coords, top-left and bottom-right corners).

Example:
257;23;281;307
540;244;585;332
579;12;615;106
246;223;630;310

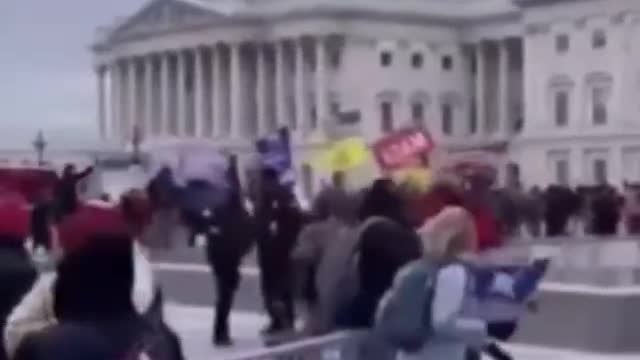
379;205;516;360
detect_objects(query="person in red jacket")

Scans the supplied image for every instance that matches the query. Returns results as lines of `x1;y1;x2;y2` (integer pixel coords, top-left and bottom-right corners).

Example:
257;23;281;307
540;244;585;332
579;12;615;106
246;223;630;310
412;177;503;252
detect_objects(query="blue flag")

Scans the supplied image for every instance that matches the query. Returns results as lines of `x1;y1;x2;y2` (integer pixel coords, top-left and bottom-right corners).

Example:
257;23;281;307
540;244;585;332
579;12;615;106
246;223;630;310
256;128;294;186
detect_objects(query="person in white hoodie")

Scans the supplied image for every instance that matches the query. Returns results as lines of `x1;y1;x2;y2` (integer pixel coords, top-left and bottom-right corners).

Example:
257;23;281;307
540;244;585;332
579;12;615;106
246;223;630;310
396;206;515;360
3;200;157;359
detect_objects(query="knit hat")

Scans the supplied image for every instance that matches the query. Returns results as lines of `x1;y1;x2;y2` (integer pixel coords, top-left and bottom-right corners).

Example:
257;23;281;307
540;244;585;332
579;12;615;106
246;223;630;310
57;205;130;255
0;192;30;241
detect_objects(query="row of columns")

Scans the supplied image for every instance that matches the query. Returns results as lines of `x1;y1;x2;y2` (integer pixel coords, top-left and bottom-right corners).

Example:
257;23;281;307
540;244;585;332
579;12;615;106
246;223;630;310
473;39;513;137
97;37;333;143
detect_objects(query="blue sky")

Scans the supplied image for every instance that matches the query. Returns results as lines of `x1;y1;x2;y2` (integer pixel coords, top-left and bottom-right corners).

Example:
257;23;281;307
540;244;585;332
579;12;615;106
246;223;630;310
0;0;147;149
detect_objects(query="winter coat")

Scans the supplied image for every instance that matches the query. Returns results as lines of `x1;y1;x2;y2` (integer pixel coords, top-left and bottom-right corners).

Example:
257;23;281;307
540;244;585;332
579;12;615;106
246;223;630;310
3;242;155;359
292;218;359;335
397;264;488;360
0;243;38;360
349;218;422;328
13;316;183;360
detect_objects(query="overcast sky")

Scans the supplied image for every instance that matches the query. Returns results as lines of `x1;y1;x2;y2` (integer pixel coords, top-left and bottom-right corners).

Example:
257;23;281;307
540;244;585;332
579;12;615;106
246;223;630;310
0;0;147;149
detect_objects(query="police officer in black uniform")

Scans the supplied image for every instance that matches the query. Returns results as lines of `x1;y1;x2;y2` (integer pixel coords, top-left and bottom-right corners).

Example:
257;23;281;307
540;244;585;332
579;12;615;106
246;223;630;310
203;155;254;347
254;167;304;335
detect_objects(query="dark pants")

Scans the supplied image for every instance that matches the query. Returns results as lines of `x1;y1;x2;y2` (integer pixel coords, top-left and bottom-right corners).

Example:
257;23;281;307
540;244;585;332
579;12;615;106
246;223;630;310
210;259;240;340
258;244;294;329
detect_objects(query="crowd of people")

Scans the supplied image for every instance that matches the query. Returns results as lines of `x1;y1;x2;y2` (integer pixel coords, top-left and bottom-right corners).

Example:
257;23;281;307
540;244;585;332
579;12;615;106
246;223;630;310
0;155;630;360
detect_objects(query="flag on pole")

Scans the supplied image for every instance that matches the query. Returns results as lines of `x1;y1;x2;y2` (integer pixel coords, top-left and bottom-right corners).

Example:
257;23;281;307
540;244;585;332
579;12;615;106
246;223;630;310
313;137;371;173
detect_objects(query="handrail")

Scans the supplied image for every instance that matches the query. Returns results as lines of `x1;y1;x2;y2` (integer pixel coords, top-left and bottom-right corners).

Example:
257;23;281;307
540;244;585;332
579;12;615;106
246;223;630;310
223;330;367;360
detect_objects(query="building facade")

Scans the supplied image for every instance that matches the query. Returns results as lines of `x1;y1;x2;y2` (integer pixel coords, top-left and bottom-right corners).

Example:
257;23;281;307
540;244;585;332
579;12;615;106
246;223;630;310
93;0;640;191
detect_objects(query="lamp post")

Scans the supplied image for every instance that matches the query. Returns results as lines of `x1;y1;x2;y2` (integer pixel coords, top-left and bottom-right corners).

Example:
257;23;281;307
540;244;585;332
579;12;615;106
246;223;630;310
33;131;47;166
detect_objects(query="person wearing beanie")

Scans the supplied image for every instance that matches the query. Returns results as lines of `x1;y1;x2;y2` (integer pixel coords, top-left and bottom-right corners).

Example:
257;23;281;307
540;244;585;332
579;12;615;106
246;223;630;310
0;196;38;360
11;206;183;360
3;205;160;359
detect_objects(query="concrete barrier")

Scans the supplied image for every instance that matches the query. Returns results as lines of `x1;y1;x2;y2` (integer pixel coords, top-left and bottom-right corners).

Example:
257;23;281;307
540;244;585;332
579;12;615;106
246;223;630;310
515;284;640;353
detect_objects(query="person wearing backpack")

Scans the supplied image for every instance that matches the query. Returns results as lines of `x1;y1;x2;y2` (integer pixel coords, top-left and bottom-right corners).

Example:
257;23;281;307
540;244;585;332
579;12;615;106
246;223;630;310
12;206;184;360
346;179;422;329
375;206;517;360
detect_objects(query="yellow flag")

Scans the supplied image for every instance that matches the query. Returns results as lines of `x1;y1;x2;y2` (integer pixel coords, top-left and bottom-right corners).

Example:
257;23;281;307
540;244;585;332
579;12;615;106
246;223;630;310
393;167;433;194
314;137;371;172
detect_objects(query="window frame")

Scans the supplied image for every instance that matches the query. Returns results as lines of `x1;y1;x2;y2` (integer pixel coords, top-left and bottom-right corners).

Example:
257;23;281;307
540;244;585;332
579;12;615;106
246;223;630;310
380;51;393;67
591;86;609;126
441;55;453;71
554;90;570;127
555;34;570;54
411;102;425;128
441;102;454;135
381;101;394;132
411;52;424;69
592;29;607;49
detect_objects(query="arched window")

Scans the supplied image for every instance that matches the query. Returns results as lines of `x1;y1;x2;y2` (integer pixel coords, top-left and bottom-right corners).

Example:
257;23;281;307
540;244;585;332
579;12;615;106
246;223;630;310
409;91;431;129
376;90;400;133
585;72;613;126
548;74;575;127
438;92;463;136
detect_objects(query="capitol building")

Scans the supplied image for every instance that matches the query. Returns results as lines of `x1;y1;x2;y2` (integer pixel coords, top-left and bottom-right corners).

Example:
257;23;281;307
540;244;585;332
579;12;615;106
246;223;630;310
93;0;640;191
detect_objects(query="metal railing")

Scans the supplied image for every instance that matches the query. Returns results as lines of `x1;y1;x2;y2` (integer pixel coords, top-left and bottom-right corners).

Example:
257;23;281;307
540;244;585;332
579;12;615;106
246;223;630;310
224;331;367;360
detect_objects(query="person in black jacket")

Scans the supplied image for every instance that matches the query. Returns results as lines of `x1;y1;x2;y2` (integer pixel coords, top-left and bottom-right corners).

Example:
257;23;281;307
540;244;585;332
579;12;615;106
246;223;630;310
14;207;183;360
54;164;93;220
0;198;38;360
202;155;255;346
255;168;304;335
30;193;53;251
350;179;422;328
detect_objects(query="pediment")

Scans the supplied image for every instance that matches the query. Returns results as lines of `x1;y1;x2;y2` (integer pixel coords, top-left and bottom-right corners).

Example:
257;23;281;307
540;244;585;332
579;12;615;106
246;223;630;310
108;0;225;42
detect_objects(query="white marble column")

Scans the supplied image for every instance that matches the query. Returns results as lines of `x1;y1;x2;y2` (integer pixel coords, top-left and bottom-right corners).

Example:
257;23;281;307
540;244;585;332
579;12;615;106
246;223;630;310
498;40;510;136
109;63;120;140
160;53;170;136
144;56;154;137
294;38;306;131
176;51;187;136
475;43;486;135
230;43;242;137
211;45;222;136
96;66;107;139
194;48;206;137
275;40;286;128
256;44;268;135
314;37;328;133
127;58;138;142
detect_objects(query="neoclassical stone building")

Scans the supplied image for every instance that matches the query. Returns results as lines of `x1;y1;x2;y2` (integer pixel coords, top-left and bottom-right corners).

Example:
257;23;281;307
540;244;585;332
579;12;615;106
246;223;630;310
93;0;640;191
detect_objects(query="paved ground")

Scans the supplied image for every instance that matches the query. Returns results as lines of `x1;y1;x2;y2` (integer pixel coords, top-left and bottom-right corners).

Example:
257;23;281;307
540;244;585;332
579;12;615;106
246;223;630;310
166;304;640;360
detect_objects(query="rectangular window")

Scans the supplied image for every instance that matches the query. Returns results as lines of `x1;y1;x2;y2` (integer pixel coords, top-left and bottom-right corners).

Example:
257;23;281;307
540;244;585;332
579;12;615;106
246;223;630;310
310;106;317;129
556;159;569;185
381;102;393;132
469;99;478;134
556;34;570;53
411;53;424;69
380;51;393;67
555;91;569;127
592;87;608;125
411;102;425;128
330;50;341;68
442;56;453;71
441;103;453;135
330;101;340;115
592;29;607;49
594;159;608;185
